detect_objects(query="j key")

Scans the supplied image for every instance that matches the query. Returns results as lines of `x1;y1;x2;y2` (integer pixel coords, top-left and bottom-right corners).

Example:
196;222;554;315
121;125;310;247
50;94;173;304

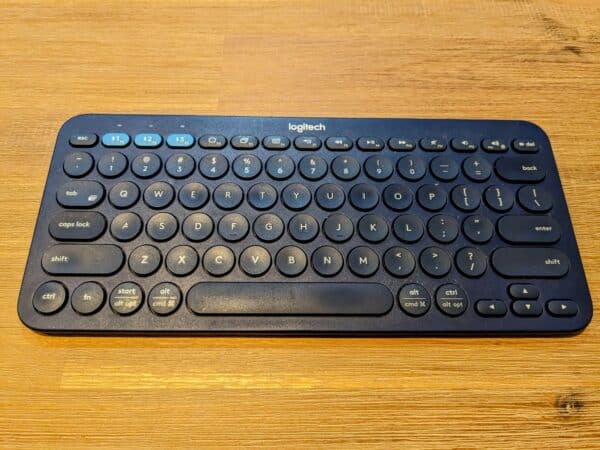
517;186;553;212
508;284;539;300
357;137;384;151
322;213;354;242
198;134;227;149
481;139;508;153
476;300;507;317
294;136;321;150
497;215;560;244
187;282;393;315
64;151;93;177
512;138;539;153
325;137;352;151
263;136;290;150
492;247;569;278
420;138;446;151
231;135;258;149
69;133;98;147
512;300;542;317
546;300;578;317
388;138;415;151
495;157;545;182
48;211;106;241
484;185;514;212
57;181;104;208
451;138;477;152
42;244;124;275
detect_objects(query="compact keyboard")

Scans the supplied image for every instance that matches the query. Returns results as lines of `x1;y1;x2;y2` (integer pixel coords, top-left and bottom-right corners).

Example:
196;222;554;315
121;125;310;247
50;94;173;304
18;114;593;335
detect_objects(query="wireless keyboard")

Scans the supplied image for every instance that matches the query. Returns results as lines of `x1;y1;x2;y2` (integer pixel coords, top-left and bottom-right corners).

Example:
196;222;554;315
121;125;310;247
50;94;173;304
18;114;592;335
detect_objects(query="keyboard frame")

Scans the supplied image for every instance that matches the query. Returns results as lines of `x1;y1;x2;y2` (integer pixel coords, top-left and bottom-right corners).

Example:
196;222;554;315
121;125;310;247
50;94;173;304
18;114;593;335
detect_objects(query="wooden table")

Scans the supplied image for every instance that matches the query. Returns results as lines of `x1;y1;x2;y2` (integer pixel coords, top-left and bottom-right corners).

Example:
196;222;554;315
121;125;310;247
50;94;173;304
1;1;599;448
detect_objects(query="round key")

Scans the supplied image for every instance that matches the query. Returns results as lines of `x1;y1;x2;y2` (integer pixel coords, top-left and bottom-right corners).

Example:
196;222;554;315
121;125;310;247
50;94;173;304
364;155;393;181
312;246;344;277
203;245;235;276
199;134;227;149
276;246;308;277
110;282;144;316
109;181;140;209
281;183;311;210
383;247;416;277
435;284;468;316
358;214;388;243
110;212;142;241
427;215;459;243
64;151;93;177
393;214;424;243
331;156;360;181
33;281;67;314
148;283;181;316
347;247;379;277
420;247;452;277
97;152;128;178
323;213;354;242
239;246;272;276
383;184;413;211
451;185;481;212
398;283;430;316
417;184;447;211
182;213;213;242
247;183;278;210
71;282;105;315
315;183;345;210
231;135;258;150
146;212;178;242
517;186;552;212
462;215;494;243
129;245;162;276
484;185;514;212
430;156;459;181
288;214;319;242
397;155;426;181
455;247;487;278
132;153;161;178
233;154;262;179
144;182;175;209
298;155;327;180
166;245;199;276
253;213;284;242
349;183;379;211
218;213;249;242
178;182;209;210
165;153;195;178
266;155;295;180
213;182;243;210
199;153;229;179
463;156;492;182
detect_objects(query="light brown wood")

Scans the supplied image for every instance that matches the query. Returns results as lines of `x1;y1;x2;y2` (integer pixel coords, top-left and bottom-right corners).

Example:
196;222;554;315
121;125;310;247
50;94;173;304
1;0;600;448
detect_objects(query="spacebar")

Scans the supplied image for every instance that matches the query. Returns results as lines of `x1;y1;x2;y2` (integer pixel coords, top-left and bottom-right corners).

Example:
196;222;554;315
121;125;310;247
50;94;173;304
187;282;394;315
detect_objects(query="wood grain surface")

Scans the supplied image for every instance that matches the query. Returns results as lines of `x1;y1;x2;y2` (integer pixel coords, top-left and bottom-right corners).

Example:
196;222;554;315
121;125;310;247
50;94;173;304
1;0;600;448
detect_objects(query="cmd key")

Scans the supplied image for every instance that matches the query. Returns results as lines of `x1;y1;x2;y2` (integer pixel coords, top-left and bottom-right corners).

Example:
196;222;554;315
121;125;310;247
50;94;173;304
491;247;569;278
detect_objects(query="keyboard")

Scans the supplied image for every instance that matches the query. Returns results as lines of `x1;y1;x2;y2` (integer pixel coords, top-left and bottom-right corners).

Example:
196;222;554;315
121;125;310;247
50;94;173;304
18;114;592;335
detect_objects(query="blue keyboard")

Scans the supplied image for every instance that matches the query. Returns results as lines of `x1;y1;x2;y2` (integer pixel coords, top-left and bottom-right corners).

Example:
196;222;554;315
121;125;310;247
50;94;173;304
18;114;593;335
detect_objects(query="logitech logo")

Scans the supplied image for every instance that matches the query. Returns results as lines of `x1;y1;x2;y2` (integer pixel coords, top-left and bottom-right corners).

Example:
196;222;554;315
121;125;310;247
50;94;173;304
288;122;326;133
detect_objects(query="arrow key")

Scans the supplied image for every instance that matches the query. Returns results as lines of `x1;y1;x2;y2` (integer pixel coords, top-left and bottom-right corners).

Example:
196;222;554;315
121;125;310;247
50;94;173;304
547;300;578;317
512;300;542;317
476;299;507;317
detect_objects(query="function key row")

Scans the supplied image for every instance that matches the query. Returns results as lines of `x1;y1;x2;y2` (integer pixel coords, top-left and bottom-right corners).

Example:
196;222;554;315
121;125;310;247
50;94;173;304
70;133;539;153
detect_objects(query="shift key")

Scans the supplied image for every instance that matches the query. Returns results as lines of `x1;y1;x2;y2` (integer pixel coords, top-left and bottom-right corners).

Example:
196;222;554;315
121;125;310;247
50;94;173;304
42;244;124;275
492;247;569;278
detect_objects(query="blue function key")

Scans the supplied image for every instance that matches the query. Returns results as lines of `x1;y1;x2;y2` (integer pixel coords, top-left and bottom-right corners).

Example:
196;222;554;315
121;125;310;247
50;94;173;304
102;133;130;147
134;133;163;148
166;133;195;149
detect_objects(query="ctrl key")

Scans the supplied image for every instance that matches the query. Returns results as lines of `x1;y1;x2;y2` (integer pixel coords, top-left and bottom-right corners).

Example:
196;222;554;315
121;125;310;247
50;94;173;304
110;282;144;316
33;281;67;314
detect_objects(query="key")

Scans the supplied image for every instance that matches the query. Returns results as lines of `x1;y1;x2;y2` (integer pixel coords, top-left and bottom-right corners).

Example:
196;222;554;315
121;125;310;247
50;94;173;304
331;156;360;180
102;132;130;147
275;246;308;277
71;282;105;315
182;213;214;242
427;215;459;243
462;156;491;182
455;247;487;277
281;183;311;210
213;182;243;210
322;213;354;243
451;137;477;152
397;155;426;181
57;181;104;208
347;247;379;277
218;213;249;242
148;283;182;316
357;137;384;151
263;135;290;150
419;247;452;277
166;133;195;149
166;246;199;276
187;283;393;315
393;214;424;243
231;135;258;149
420;138;446;151
239;246;272;276
517;186;552;212
315;184;345;210
110;282;143;315
491;247;569;278
146;213;178;242
462;215;494;244
484;185;514;212
109;181;140;209
134;133;163;148
110;212;142;241
198;134;227;149
48;211;106;241
128;245;162;276
512;300;542;317
312;246;344;277
42;244;124;275
97;152;127;178
199;153;229;179
430;156;459;181
299;155;328;180
383;184;413;211
450;185;480;211
398;283;430;316
435;284;468;316
64;151;93;177
253;214;284;242
495;157;545;182
349;183;379;211
294;136;321;150
233;154;262;179
476;300;507;317
288;214;319;242
546;300;578;317
266;155;295;180
69;133;98;147
388;138;415;151
364;155;394;180
512;138;538;153
132;153;162;178
358;214;388;243
481;139;508;153
417;184;447;211
203;246;235;276
144;181;175;209
166;153;195;178
325;137;353;151
247;183;278;210
178;182;209;210
497;215;560;244
383;247;416;277
508;284;539;300
32;281;67;314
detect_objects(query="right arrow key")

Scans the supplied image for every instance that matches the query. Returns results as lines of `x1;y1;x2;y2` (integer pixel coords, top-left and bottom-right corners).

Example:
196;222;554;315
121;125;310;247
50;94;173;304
547;300;578;317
